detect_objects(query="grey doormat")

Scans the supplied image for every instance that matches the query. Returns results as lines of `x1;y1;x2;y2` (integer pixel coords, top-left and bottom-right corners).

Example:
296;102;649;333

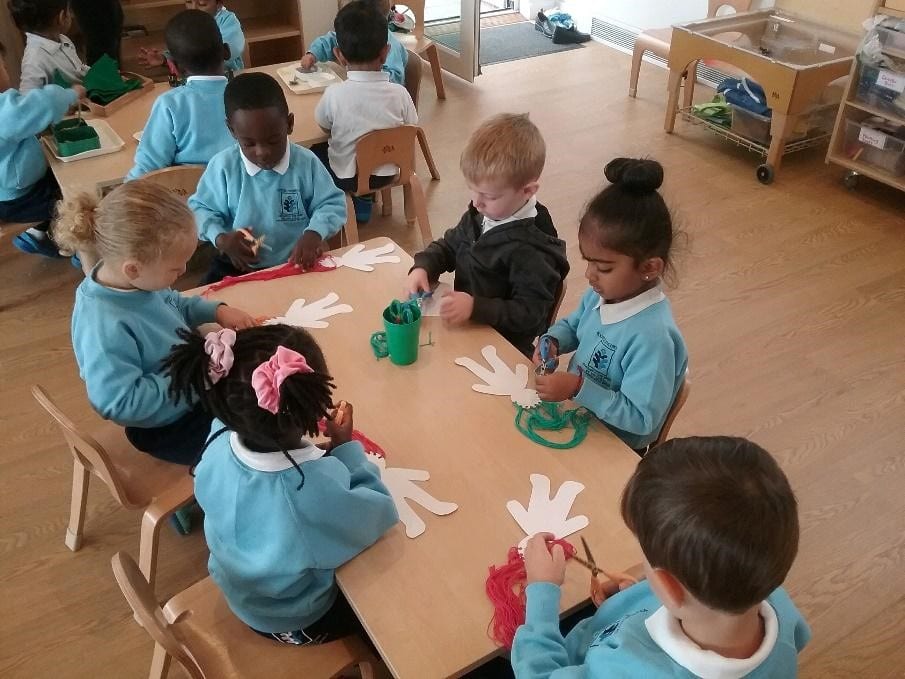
433;20;583;66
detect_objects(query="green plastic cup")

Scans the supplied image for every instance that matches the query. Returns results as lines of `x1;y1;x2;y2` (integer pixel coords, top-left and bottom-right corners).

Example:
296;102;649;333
382;305;421;366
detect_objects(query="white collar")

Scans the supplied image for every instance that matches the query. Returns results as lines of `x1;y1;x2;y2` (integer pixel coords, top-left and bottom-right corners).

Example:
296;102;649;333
593;284;665;325
26;32;74;52
186;75;228;83
644;603;778;679
230;431;326;471
482;196;538;233
346;70;391;82
241;143;291;177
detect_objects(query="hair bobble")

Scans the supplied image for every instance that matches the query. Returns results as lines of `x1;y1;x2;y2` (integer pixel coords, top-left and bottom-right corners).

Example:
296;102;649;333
251;346;314;414
204;328;236;386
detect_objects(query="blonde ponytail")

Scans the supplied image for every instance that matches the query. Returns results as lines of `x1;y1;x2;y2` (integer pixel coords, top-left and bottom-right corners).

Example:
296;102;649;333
53;193;100;254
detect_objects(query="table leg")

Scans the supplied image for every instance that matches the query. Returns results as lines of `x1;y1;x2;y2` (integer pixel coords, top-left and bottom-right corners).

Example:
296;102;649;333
766;111;796;175
664;69;684;133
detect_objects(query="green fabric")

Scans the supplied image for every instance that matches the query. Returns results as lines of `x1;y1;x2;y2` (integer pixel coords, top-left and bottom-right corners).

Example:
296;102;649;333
52;69;71;88
84;55;142;105
514;402;592;450
692;94;732;128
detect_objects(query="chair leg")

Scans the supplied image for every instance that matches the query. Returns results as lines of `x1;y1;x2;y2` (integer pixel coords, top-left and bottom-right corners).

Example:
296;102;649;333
65;458;90;552
344;194;360;245
417;129;440;181
629;43;645;97
139;507;166;592
682;60;698;108
407;175;433;245
424;44;446;99
380;188;393;217
149;642;171;679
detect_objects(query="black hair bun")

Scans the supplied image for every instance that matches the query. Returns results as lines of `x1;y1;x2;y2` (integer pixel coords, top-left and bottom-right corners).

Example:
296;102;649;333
604;158;664;194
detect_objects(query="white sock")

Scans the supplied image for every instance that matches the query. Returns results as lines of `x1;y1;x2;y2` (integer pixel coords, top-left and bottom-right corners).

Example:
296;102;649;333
25;227;48;239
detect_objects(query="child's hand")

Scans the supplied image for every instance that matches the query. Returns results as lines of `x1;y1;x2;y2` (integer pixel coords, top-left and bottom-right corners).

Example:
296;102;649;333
216;231;259;271
290;231;324;269
300;52;317;72
324;401;353;447
524;533;567;586
138;47;166;68
440;291;474;325
215;304;257;330
72;84;87;101
406;268;430;295
535;372;581;402
532;337;559;367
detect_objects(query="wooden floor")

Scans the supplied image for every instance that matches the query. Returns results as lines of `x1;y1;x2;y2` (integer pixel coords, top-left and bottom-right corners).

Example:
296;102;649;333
1;42;904;678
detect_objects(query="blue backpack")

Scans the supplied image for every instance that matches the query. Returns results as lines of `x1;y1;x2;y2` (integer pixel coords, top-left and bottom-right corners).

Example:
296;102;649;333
717;77;772;116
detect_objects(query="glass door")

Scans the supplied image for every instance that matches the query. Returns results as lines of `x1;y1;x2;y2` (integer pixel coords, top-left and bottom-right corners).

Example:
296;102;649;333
417;0;481;81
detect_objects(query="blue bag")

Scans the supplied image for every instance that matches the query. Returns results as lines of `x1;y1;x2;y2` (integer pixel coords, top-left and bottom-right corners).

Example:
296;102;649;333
717;77;772;116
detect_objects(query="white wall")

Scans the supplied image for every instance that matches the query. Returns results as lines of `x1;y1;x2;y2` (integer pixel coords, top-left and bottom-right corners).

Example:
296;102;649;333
560;0;776;32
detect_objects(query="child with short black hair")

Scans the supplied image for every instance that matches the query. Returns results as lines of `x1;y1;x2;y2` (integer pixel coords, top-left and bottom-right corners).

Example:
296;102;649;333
313;0;417;222
533;158;687;452
10;0;88;92
0;38;86;258
189;72;347;284
127;9;234;180
514;436;810;677
407;113;569;357
164;323;398;644
58;182;255;464
301;0;407;85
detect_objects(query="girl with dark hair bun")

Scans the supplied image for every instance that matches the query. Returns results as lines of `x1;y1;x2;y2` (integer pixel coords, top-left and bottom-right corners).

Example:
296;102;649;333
533;157;688;453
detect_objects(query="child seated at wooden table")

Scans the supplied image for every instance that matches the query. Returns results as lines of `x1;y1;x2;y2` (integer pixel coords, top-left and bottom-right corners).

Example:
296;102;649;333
165;323;398;645
406;113;569;358
514;436;810;677
189;72;347;284
58;182;255;464
11;0;88;92
0;39;86;260
301;0;407;85
127;9;234;181
533;158;687;454
312;0;418;224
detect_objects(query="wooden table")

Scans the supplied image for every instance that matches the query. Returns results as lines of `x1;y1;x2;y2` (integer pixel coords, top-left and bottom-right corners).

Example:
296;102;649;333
45;62;330;198
201;237;643;678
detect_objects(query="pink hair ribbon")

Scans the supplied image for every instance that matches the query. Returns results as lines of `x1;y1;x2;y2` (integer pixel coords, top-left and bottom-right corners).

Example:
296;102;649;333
251;346;314;414
204;328;236;385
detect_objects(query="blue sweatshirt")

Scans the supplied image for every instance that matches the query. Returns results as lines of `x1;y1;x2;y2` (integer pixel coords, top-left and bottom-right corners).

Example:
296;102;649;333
546;285;687;449
308;29;408;85
189;143;347;268
126;76;233;180
512;581;810;678
216;6;246;72
194;430;398;633
0;85;77;202
71;267;221;428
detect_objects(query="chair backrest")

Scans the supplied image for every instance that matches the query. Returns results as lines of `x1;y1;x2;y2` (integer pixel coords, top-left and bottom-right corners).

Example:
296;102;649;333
31;385;132;507
352;125;419;195
404;48;422;108
652;373;691;448
708;0;753;17
111;552;204;679
546;278;567;329
138;165;206;200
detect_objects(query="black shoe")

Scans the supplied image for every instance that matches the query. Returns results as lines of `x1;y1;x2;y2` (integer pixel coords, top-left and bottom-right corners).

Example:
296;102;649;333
535;11;554;39
552;25;592;44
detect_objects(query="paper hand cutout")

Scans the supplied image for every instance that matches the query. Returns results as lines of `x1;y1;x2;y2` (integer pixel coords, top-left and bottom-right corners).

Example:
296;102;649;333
507;473;589;549
455;345;541;409
333;243;401;272
265;292;353;329
366;453;458;539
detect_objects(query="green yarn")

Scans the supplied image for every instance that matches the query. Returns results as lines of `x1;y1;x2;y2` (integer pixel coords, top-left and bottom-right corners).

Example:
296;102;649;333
514;401;592;449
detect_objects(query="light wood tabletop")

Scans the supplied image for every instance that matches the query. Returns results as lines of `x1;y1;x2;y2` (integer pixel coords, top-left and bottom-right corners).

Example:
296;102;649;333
44;61;331;198
199;237;643;679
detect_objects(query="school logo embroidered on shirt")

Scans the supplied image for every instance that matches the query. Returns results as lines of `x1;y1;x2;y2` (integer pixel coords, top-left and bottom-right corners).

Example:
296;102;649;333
584;335;616;389
278;189;303;221
588;609;649;648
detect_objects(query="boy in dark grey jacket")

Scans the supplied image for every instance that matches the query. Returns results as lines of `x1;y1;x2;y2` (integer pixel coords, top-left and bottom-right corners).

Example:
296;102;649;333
406;113;569;356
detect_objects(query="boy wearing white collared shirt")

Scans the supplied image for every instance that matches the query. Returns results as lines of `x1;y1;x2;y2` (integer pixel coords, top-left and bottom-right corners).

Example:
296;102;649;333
11;0;88;92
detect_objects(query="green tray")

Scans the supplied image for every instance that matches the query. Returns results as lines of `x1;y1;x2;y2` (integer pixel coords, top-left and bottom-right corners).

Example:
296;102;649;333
52;119;101;157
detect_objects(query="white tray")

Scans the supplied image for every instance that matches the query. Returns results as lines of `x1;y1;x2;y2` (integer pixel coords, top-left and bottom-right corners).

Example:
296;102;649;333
43;119;126;163
276;64;342;95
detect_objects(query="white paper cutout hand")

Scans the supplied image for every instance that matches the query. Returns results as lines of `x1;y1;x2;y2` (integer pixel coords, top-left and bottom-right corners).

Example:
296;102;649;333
507;473;589;549
366;453;458;539
265;292;353;329
333;243;401;272
454;345;541;409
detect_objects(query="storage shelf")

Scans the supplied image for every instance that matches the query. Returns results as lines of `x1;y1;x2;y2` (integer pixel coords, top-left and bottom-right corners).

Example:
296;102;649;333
844;98;905;126
244;17;301;44
827;152;905;190
881;44;905;60
121;0;185;9
879;6;905;19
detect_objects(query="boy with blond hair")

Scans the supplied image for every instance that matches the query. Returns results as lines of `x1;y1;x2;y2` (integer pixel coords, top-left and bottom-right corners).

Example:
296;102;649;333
406;113;569;356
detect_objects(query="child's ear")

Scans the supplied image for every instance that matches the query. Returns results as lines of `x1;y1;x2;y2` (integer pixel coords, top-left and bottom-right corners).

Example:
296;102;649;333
286;112;295;135
222;42;231;61
522;181;540;199
333;46;349;67
649;567;686;609
639;257;665;281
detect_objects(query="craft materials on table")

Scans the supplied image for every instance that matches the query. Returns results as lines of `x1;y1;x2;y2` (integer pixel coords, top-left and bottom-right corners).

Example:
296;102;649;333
83;55;144;104
43;119;125;162
330;242;401;272
412;282;451;317
276;63;342;95
264;292;353;329
515;401;592;449
575;536;639;608
455;345;541;409
370;298;425;365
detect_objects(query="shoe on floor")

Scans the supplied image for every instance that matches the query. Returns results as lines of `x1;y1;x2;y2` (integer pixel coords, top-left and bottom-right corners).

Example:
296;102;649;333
12;231;62;258
552;25;592;44
535;11;554;38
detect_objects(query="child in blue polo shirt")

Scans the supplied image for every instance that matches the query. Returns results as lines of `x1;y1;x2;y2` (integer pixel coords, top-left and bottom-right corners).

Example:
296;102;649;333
513;436;810;678
189;72;347;284
127;10;234;180
0;40;85;258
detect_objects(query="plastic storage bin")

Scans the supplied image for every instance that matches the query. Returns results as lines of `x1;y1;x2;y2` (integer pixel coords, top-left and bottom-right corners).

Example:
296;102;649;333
52;119;101;157
856;61;905;117
730;104;836;145
843;119;905;176
877;26;905;54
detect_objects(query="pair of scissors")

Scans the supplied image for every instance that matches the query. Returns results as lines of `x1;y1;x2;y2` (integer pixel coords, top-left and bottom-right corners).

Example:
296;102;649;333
572;536;639;606
408;290;433;308
535;335;557;376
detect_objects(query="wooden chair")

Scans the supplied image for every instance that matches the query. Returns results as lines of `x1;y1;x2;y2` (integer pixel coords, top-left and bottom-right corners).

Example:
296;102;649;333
629;0;752;104
404;48;440;181
651;372;691;448
394;0;446;100
546;278;567;329
138;165;206;200
111;551;378;679
32;385;194;591
344;125;432;246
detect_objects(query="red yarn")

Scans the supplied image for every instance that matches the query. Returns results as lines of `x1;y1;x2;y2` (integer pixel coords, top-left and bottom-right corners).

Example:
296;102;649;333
316;419;386;458
201;257;338;296
485;539;576;649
